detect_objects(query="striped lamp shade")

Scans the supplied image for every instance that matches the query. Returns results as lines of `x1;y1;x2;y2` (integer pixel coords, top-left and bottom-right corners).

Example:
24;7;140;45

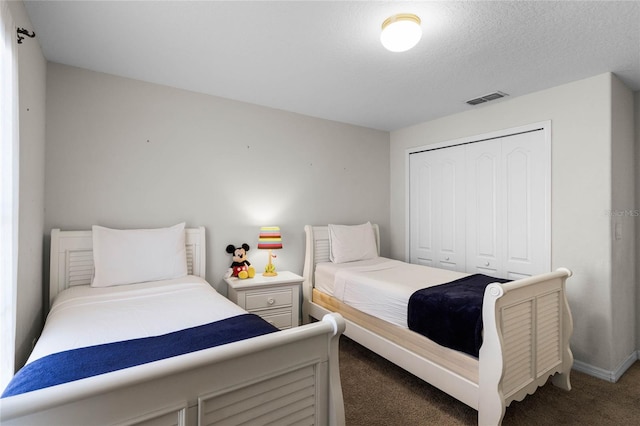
257;226;283;250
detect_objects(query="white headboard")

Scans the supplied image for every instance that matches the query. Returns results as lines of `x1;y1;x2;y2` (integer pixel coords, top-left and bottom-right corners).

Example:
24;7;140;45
49;227;206;307
301;224;380;295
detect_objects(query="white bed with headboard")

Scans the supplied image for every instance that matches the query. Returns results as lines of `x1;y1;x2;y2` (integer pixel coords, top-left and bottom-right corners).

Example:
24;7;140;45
1;224;346;426
302;223;573;426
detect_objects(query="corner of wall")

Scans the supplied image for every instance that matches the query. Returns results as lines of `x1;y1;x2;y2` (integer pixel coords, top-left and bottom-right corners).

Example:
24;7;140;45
7;0;48;370
609;76;636;369
635;90;640;353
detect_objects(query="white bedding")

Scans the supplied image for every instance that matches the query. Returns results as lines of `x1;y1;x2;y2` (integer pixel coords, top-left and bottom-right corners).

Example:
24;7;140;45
27;275;246;365
315;257;468;328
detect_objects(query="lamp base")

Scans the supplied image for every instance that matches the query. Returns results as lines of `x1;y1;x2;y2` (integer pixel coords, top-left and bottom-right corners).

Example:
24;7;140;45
263;249;278;277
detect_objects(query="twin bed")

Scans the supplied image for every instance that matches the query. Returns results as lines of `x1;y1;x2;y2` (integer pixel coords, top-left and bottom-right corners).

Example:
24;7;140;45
1;222;573;426
1;224;346;426
302;223;574;426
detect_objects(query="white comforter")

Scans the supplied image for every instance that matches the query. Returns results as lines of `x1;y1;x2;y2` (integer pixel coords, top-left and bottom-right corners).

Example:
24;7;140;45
27;276;246;365
315;257;468;328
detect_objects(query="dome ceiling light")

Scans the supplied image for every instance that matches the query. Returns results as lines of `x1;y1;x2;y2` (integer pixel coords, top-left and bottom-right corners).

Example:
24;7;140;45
380;13;422;52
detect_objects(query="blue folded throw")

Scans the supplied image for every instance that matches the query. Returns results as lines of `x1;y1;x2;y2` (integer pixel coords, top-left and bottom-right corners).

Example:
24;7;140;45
408;274;510;357
2;313;278;397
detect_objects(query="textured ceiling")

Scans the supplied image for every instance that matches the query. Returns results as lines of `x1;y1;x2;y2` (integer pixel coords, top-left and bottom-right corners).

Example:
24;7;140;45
23;1;640;131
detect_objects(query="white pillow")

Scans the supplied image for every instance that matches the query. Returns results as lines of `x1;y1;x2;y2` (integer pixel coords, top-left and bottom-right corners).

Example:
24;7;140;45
328;222;378;264
91;223;188;287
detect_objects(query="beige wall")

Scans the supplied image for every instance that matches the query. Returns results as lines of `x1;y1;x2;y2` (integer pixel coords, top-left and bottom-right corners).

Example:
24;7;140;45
44;63;390;295
390;73;635;377
7;0;47;369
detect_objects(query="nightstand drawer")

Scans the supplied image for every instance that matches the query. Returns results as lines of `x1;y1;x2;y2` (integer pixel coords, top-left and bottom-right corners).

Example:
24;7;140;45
245;289;292;310
225;271;302;330
259;310;293;329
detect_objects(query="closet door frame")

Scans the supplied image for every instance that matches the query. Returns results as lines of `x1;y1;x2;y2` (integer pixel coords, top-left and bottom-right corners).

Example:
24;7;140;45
405;121;551;273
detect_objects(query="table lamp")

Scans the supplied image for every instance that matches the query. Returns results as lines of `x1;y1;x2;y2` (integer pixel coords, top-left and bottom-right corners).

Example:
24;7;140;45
258;226;282;276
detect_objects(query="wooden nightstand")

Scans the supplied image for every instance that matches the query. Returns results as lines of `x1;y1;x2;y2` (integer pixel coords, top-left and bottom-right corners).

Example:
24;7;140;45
225;271;302;330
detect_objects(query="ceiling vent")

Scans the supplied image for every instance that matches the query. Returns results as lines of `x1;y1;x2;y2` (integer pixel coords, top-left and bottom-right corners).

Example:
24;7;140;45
466;91;509;106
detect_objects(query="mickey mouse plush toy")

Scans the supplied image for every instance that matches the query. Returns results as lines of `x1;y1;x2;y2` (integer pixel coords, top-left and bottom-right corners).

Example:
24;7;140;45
225;243;256;279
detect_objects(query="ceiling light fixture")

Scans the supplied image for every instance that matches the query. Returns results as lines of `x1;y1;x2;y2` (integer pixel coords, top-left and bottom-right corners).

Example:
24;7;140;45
380;13;422;52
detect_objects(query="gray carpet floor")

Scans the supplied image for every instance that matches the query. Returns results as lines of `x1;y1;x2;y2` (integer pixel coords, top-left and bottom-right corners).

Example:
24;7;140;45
339;336;640;425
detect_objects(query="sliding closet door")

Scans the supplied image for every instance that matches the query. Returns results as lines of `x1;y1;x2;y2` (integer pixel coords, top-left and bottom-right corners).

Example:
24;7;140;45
465;140;503;276
409;151;435;266
501;131;550;278
409;145;466;271
465;130;550;279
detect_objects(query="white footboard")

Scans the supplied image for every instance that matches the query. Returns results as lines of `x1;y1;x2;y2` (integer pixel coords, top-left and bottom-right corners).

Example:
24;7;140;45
479;268;573;425
0;314;346;426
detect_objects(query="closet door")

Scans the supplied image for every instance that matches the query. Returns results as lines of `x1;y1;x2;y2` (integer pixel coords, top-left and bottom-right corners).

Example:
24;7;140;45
465;130;549;279
409;151;436;266
501;131;550;279
409;146;466;271
408;125;550;279
465;140;503;276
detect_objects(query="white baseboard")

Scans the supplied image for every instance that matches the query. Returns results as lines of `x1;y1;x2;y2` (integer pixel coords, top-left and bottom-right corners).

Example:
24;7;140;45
572;351;638;383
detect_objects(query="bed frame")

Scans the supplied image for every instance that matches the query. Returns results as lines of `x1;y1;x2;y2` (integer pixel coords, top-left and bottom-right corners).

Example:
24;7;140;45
1;227;346;426
302;224;573;426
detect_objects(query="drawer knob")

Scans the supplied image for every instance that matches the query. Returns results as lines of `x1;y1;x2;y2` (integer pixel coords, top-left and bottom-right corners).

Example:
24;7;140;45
445;257;450;261
268;298;275;305
485;262;490;267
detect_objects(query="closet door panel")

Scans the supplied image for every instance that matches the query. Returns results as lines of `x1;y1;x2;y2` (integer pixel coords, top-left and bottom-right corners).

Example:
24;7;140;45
435;148;465;271
505;146;531;275
409;154;436;266
409;147;465;271
466;140;502;276
503;131;550;278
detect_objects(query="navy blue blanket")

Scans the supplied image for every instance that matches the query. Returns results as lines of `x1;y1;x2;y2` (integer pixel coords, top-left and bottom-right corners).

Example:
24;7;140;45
408;274;510;357
2;314;278;397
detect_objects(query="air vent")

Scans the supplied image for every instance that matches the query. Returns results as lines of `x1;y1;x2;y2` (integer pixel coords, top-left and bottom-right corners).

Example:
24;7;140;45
466;91;509;106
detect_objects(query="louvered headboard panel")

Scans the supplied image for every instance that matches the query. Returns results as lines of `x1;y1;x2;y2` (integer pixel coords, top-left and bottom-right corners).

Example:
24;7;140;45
311;226;331;265
49;226;206;307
